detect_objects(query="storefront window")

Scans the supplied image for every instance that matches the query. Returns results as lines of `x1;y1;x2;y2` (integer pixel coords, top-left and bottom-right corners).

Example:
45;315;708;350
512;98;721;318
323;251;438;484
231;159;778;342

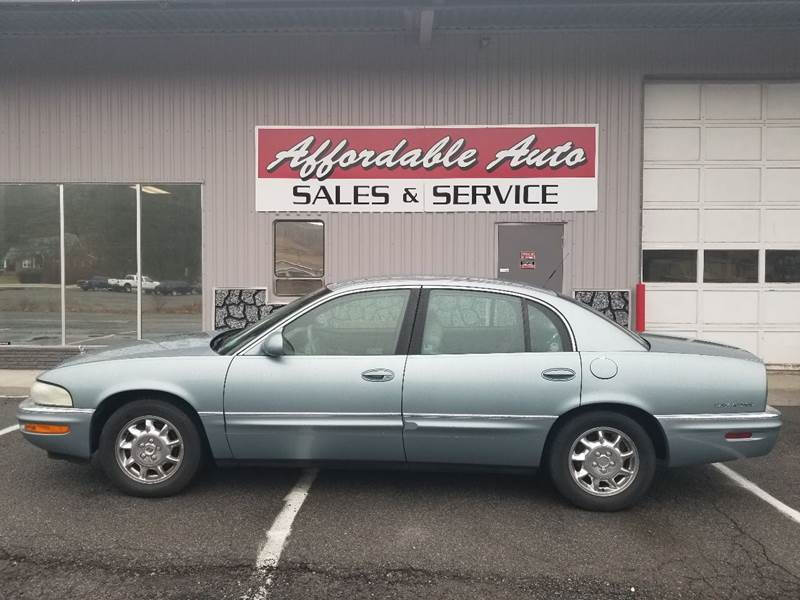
274;220;324;296
766;250;800;283
141;185;202;339
0;185;61;345
703;250;758;283
642;250;697;283
63;185;137;346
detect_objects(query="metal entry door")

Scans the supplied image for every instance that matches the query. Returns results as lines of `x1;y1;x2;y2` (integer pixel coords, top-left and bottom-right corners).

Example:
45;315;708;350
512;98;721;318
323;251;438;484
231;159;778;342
497;223;564;292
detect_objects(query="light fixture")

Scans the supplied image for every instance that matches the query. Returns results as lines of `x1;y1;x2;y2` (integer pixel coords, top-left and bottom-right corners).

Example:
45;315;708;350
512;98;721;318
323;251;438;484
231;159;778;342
128;185;171;195
140;185;171;195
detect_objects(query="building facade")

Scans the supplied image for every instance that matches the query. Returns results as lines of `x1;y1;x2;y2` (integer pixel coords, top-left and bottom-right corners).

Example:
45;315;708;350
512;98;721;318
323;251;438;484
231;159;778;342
1;1;799;366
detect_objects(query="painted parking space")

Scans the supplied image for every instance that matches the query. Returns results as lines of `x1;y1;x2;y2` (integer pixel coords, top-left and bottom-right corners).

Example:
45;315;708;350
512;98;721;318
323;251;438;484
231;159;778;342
2;397;799;599
276;464;800;599
0;423;301;600
721;407;800;510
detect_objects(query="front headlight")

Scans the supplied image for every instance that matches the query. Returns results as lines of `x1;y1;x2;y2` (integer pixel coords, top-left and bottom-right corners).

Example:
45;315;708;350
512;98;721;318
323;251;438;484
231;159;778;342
30;381;73;407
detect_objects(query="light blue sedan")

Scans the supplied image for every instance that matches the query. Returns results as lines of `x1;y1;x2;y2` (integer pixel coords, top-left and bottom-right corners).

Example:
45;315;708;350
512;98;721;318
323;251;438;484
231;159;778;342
17;277;782;511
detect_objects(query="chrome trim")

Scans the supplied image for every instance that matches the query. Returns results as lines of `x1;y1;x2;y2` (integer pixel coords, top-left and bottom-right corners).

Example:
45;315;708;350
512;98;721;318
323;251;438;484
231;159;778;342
224;411;402;418
656;411;781;421
198;411;224;417
18;404;94;415
404;413;556;420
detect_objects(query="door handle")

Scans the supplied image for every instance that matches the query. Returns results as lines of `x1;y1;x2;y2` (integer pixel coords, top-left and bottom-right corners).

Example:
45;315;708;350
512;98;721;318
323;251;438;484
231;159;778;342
361;368;395;382
541;368;576;382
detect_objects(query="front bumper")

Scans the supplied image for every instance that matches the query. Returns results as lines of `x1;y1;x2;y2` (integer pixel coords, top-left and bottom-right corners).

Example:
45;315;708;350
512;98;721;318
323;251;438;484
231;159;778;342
657;406;782;467
17;398;94;459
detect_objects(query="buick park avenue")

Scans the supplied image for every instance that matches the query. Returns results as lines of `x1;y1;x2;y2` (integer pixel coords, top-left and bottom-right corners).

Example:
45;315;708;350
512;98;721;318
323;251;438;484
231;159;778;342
17;277;781;511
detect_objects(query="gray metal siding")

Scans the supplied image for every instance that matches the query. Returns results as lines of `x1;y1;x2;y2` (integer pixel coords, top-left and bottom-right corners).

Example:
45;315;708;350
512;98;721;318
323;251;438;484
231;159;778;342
1;30;799;328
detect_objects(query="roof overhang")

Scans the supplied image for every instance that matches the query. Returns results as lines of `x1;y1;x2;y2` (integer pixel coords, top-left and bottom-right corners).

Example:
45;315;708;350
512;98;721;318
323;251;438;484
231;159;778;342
1;1;800;38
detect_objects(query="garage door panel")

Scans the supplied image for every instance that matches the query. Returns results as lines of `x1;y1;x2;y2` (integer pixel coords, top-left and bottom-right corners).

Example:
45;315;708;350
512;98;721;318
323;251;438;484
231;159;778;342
644;128;700;161
760;291;800;324
704;168;760;203
644;83;701;119
642;209;698;243
644;81;800;366
704;127;761;161
763;209;800;243
643;168;699;204
766;82;800;119
704;83;762;120
647;290;698;325
703;209;760;242
698;330;759;355
702;291;758;324
764;168;800;203
766;127;800;160
761;332;800;364
644;328;698;339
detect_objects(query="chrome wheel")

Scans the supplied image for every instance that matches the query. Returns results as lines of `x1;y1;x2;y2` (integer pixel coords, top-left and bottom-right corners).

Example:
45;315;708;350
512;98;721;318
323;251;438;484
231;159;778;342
115;415;184;484
568;427;638;497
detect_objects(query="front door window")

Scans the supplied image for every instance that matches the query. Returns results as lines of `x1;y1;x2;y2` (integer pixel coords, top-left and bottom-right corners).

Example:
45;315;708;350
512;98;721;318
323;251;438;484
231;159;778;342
283;289;411;356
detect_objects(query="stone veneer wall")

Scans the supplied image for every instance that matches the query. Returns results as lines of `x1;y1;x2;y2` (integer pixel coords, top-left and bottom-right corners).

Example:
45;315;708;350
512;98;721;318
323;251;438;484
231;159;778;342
574;290;631;328
214;288;277;329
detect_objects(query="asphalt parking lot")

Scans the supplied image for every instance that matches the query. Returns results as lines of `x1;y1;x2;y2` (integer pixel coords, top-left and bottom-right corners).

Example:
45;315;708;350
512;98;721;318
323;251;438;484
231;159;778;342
1;399;799;599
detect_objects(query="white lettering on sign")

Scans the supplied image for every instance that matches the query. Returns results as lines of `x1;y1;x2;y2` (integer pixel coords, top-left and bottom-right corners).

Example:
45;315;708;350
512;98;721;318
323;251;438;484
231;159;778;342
256;125;598;213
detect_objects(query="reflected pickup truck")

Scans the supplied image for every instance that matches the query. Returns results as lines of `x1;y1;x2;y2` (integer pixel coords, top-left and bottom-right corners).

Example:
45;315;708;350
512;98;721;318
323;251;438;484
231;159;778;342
108;274;160;293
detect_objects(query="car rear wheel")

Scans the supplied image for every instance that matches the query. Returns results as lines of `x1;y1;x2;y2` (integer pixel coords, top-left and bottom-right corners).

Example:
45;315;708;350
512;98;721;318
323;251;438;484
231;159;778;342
98;399;203;497
547;411;656;511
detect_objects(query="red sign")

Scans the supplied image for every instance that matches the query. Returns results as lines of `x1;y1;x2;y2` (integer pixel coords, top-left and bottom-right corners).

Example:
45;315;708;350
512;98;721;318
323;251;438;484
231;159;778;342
255;125;598;212
520;250;536;269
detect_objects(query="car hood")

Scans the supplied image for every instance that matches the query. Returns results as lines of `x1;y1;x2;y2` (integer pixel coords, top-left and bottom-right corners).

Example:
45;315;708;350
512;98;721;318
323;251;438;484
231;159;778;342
55;332;220;367
641;333;761;362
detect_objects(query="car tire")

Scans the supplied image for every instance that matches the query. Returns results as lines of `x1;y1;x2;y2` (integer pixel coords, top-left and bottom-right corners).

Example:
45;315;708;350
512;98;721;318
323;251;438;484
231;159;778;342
98;399;203;498
546;411;656;512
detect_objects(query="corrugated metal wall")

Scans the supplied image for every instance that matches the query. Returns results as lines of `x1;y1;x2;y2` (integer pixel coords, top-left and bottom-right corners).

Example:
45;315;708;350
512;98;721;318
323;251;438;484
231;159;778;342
1;30;799;328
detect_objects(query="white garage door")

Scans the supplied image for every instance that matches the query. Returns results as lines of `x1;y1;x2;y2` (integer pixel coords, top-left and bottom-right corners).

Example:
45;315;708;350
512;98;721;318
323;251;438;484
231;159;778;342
642;81;800;367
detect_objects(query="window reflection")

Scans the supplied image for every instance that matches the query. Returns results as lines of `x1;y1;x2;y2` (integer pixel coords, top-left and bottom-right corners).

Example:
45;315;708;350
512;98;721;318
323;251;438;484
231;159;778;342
141;185;202;339
703;250;758;283
274;220;324;296
0;185;61;344
64;184;137;346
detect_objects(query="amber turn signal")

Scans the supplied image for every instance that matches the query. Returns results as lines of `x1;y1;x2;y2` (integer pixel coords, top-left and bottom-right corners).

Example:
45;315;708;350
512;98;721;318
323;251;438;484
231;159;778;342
22;423;71;434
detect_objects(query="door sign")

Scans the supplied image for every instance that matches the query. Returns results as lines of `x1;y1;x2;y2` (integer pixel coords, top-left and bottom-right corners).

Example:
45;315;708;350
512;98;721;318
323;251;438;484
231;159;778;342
520;250;536;270
256;125;598;213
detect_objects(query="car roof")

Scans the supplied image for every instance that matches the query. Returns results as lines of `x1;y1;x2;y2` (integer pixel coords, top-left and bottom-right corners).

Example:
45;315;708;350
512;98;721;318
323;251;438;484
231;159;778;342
327;276;557;299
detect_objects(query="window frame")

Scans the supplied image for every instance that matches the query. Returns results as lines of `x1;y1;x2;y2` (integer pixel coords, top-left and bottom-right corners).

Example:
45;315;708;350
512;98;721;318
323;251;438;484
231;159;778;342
409;288;574;356
273;219;325;297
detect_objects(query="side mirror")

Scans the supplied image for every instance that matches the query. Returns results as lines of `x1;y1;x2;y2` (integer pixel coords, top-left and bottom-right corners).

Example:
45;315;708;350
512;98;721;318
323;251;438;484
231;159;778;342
262;331;286;357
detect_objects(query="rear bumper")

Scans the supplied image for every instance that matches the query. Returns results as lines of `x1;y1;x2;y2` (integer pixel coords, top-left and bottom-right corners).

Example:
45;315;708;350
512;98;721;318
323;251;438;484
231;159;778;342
657;407;782;467
17;398;94;459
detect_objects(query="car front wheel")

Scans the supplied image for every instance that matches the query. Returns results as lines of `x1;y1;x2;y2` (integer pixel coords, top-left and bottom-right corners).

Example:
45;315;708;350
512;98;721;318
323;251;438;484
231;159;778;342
547;411;656;511
98;399;203;497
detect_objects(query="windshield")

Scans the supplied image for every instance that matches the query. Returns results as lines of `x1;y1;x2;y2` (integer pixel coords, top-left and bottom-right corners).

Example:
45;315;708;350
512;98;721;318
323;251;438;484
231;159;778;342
557;293;650;350
213;287;331;355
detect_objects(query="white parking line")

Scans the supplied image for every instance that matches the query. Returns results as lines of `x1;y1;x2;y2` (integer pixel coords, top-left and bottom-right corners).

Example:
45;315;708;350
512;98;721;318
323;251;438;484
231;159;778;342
0;424;20;437
713;462;800;526
256;468;318;569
